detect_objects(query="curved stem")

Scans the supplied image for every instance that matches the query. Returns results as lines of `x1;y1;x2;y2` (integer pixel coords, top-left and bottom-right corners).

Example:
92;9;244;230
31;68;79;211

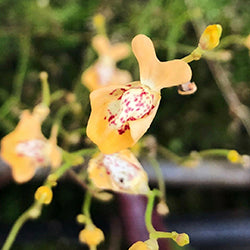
1;156;83;250
13;32;31;102
148;156;166;201
2;210;30;250
2;202;41;250
145;190;157;234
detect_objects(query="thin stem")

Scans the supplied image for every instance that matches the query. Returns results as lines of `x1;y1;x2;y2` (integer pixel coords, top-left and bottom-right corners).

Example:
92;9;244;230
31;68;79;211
150;231;174;239
181;47;203;63
2;160;78;250
13;32;31;102
158;145;182;163
2;210;30;250
145;190;157;234
83;191;93;225
219;35;245;48
2;202;41;250
198;149;231;158
40;74;50;107
148;156;166;201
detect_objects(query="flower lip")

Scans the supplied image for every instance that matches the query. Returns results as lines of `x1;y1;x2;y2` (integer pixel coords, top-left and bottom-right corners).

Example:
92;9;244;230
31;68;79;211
177;81;197;95
106;85;155;135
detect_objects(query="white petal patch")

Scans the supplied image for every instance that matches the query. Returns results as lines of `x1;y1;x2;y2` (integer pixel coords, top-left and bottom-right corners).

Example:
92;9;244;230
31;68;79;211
16;139;47;164
102;154;140;190
96;57;115;85
107;86;154;134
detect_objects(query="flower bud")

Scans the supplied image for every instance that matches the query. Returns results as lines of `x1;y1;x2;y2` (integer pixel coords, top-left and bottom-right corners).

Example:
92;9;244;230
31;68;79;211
129;239;159;250
227;150;242;164
79;225;104;247
156;200;169;216
199;24;222;50
35;186;53;204
172;232;190;247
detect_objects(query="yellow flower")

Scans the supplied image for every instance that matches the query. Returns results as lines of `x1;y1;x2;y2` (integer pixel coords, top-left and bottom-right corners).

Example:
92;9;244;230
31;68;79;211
79;225;104;247
129;239;159;250
227;150;242;163
34;186;53;204
1;109;62;183
199;24;222;50
87;34;192;154
81;35;132;91
88;149;149;194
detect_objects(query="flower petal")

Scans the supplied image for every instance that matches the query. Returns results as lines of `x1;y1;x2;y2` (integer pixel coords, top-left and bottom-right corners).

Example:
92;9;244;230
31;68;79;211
92;35;110;56
109;43;130;62
132;34;192;91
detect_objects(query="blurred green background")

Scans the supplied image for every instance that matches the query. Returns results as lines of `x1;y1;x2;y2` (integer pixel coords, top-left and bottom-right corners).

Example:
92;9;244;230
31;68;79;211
0;0;249;249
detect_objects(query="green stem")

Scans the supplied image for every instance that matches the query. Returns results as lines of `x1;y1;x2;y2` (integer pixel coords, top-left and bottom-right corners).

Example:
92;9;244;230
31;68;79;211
219;35;245;48
148;157;166;201
1;202;41;250
158;145;182;163
83;191;93;225
145;190;157;234
13;32;31;102
1;160;77;250
181;47;203;63
198;149;231;158
2;211;30;250
41;75;50;107
150;231;174;239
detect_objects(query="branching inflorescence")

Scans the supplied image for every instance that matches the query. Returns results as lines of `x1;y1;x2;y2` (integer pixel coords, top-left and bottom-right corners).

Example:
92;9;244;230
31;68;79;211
2;14;249;250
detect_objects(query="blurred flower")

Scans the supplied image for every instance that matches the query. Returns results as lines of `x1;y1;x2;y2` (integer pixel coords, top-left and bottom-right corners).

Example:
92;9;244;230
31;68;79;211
88;149;149;194
34;186;53;204
81;35;132;91
129;239;159;250
1;109;62;183
244;35;250;49
87;34;192;153
199;24;222;50
79;224;104;247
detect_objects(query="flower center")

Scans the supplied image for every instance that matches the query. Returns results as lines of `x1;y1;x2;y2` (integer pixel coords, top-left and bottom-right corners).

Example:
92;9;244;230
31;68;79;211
16;139;47;164
107;86;154;134
102;154;140;189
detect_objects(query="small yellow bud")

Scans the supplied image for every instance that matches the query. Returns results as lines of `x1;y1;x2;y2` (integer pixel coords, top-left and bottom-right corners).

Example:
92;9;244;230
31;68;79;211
76;214;87;224
93;14;105;29
39;71;48;81
29;207;41;219
65;93;76;103
79;225;104;247
35;186;53;205
129;241;149;250
227;150;242;163
172;232;190;247
156;201;169;216
199;24;222;50
129;239;159;250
